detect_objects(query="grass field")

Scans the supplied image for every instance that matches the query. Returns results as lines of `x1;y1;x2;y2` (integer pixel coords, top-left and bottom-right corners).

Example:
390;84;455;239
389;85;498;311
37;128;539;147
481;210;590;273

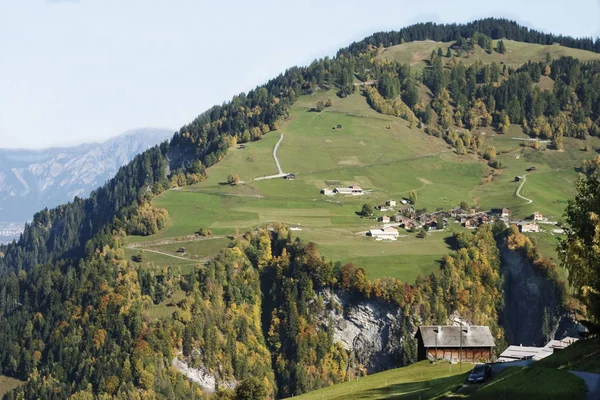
293;360;473;400
127;39;600;282
379;40;600;70
129;87;600;281
467;366;587;399
134;91;490;281
0;375;24;398
536;336;600;373
294;338;600;399
124;247;198;275
147;290;187;319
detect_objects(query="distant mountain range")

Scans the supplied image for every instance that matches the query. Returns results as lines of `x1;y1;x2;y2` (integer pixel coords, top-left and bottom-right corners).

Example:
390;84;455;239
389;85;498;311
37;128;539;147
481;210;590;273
0;128;173;239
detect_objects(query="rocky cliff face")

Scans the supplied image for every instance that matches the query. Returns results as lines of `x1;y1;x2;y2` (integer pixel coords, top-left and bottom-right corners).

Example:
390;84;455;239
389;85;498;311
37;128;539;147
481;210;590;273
500;245;580;346
319;289;408;373
0;128;172;227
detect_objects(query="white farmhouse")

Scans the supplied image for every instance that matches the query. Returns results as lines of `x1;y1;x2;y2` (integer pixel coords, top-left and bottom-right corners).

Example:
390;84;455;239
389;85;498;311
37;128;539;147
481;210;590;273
369;226;399;240
519;222;540;233
334;185;363;195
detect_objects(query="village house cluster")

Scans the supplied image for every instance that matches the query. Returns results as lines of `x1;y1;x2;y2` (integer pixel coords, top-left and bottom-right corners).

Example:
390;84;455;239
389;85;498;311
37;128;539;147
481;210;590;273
366;199;548;241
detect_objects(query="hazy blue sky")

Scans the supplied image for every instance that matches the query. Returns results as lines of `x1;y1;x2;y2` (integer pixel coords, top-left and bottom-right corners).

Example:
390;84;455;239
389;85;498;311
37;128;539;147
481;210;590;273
1;0;599;148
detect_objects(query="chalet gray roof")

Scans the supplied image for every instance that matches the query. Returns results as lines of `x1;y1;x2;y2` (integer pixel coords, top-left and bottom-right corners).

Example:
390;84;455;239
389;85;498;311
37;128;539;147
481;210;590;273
417;326;495;348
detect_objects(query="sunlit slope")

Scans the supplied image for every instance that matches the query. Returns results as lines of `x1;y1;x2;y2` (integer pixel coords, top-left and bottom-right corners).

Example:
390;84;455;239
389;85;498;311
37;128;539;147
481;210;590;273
379;39;600;70
140;88;600;280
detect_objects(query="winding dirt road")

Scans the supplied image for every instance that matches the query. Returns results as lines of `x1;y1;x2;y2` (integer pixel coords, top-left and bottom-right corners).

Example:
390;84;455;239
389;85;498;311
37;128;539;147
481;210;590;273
252;133;289;181
515;173;533;204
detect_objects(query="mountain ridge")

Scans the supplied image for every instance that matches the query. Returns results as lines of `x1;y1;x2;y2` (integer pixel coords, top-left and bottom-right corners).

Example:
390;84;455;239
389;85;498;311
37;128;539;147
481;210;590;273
0;128;173;225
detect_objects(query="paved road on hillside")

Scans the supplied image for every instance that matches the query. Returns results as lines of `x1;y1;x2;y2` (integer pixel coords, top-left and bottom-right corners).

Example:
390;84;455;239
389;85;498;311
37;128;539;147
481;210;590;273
273;133;284;174
515;173;533;204
252;133;289;180
568;371;600;399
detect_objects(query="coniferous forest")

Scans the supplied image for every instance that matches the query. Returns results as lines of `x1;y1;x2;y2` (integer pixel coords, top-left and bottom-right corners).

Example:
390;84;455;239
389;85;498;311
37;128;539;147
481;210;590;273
0;18;598;399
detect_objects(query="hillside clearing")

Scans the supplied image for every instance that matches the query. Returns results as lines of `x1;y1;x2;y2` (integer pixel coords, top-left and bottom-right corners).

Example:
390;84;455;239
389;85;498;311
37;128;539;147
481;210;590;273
536;336;600;373
292;360;473;400
0;376;24;398
466;366;587;399
133;88;600;280
379;40;600;70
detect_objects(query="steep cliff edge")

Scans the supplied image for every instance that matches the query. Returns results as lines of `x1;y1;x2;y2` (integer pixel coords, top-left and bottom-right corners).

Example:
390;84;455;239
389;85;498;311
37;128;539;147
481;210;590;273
319;289;408;374
500;244;578;346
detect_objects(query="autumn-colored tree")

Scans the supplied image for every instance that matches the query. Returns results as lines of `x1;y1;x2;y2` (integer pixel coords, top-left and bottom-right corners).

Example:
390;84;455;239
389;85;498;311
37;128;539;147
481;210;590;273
498;111;511;133
560;172;600;326
227;173;240;185
409;190;417;205
235;377;267;400
483;146;497;160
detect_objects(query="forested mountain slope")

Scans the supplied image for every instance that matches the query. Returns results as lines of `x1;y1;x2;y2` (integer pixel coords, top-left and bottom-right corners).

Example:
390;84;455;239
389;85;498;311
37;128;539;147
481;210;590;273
0;18;599;399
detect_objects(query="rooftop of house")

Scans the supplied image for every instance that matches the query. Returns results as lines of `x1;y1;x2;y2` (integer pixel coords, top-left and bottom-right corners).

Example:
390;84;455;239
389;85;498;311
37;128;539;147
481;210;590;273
498;337;578;362
497;345;544;361
369;226;399;235
534;337;579;360
417;325;495;348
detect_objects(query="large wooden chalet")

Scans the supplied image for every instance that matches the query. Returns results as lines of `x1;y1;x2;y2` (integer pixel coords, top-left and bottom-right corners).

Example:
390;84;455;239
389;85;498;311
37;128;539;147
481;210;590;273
415;325;495;363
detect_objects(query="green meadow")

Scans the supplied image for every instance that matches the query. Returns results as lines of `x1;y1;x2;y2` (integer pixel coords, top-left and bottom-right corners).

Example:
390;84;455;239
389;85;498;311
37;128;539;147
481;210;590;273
129;82;598;282
379;39;600;70
292;360;473;400
0;376;24;398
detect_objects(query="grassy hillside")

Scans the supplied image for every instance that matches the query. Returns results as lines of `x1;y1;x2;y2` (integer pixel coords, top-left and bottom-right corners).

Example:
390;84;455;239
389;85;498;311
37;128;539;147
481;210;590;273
124;81;600;284
292;360;472;400
0;376;24;398
117;39;600;288
466;366;587;399
379;39;600;70
464;338;600;399
136;91;484;282
296;338;599;400
536;336;600;373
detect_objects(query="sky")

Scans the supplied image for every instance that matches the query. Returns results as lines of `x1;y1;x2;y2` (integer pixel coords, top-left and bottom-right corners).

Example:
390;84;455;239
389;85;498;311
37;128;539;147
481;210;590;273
1;0;599;149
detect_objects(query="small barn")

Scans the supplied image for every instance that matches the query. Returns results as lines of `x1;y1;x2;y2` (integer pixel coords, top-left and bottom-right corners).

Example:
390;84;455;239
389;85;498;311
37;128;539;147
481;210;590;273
284;174;296;180
368;226;399;240
490;208;511;218
532;211;543;221
415;325;495;363
519;222;539;233
379;215;391;223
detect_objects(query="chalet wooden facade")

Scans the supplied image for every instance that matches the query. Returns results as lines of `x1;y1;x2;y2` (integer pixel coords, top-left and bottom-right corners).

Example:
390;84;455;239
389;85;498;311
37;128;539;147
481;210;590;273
415;325;495;363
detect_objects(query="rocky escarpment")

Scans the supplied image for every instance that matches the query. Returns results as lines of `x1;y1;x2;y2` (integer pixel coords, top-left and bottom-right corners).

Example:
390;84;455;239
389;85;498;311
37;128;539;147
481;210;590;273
500;245;580;346
172;357;236;393
319;289;409;373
